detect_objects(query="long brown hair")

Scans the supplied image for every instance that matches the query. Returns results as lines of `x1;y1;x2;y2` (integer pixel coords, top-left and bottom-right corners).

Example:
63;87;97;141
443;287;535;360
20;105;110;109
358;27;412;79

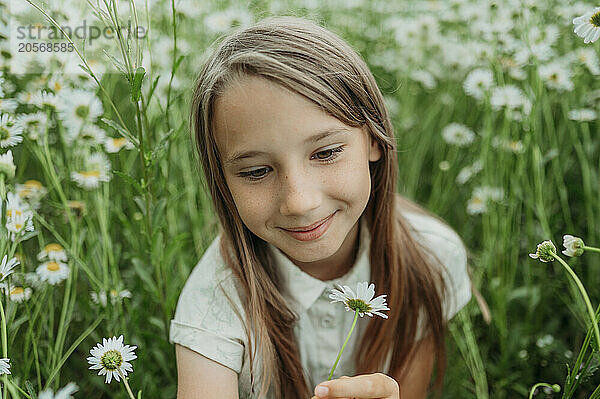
190;15;451;399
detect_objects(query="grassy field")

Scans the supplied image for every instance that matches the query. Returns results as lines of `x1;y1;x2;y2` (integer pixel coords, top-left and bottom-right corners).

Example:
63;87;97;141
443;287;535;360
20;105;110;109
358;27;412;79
1;0;600;397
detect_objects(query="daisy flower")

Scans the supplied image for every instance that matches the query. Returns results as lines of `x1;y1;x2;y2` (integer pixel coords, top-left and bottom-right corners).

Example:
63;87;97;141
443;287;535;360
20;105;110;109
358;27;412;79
441;123;476;147
0;255;19;281
0;150;16;179
529;240;557;263
70;152;111;190
36;260;70;285
37;243;68;262
9;285;32;303
467;186;504;215
6;210;35;242
0;114;24;148
15;112;48;141
16;179;48;210
329;281;390;319
573;7;600;44
490;85;532;120
91;289;133;307
538;62;574;92
562;235;585;257
456;159;483;185
491;137;525;154
0;358;10;375
38;382;78;399
463;68;494;100
568;108;597;122
0;99;18;114
104;136;135;153
31;91;58;109
56;89;104;135
87;335;137;384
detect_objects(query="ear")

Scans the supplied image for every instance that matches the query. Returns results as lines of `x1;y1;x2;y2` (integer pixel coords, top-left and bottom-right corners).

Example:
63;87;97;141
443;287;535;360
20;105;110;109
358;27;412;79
368;135;382;162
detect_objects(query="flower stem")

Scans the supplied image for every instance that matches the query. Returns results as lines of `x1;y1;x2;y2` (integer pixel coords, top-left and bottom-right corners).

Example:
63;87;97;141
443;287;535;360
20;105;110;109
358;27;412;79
528;382;560;399
0;296;7;399
118;370;137;399
583;246;600;254
328;311;359;381
551;252;600;350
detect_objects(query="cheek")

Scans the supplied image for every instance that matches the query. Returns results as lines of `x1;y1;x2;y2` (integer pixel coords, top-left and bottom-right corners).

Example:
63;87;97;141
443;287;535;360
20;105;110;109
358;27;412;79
227;181;273;226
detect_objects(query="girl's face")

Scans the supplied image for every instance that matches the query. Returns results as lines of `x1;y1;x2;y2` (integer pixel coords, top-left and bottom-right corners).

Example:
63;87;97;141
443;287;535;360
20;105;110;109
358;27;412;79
213;76;381;276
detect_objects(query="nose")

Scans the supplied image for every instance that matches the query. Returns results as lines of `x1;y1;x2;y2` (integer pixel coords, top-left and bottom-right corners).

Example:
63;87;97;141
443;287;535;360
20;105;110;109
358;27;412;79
279;167;321;217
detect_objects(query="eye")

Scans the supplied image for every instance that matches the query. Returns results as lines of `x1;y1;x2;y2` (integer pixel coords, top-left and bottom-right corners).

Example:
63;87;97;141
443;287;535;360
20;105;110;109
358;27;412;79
238;167;271;182
311;145;346;163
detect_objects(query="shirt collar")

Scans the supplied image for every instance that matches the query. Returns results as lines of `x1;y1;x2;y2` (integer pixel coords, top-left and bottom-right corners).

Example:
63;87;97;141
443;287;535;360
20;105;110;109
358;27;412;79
267;214;371;316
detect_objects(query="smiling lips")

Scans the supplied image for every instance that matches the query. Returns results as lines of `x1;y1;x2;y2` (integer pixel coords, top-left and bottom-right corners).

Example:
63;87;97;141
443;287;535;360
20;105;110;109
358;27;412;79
281;211;336;241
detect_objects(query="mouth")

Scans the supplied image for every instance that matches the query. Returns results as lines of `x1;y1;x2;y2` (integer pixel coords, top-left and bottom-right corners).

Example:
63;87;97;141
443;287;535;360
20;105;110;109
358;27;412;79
282;212;337;232
280;211;337;242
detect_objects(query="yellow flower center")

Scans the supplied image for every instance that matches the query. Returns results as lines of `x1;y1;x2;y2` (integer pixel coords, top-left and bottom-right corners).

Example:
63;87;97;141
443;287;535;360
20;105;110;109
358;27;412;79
10;287;24;295
6;209;22;218
47;261;60;271
15;223;22;230
81;170;100;178
590;11;600;27
110;289;118;296
25;180;42;189
112;138;127;147
45;243;63;252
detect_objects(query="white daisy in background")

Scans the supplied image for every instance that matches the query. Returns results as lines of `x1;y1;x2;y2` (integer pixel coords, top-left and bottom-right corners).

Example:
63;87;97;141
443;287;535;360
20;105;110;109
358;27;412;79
529;240;557;263
6;211;35;242
467;186;505;215
36;260;70;285
568;108;597;121
562;235;585;257
0;114;24;148
24;272;43;289
491;137;525;154
71;152;112;190
438;160;451;171
463;68;494;100
329;281;390;319
63;124;107;147
57;89;104;135
410;69;437;90
38;382;78;399
569;48;600;75
490;85;532;120
16;179;48;210
91;289;133;307
9;285;32;303
0;358;10;375
16;91;36;106
0;150;16;179
87;335;137;384
104;136;135;153
456;159;483;185
37;243;68;262
15;112;48;141
538;62;574;92
573;7;600;43
31;91;58;109
441;123;476;147
0;99;18;114
0;255;19;281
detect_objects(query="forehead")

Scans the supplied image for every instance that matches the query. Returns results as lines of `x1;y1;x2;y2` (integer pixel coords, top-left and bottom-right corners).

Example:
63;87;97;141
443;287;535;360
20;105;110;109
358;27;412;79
212;76;350;159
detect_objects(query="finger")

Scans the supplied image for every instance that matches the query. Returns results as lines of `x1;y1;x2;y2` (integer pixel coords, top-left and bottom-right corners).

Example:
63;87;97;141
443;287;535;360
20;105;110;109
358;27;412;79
315;373;399;399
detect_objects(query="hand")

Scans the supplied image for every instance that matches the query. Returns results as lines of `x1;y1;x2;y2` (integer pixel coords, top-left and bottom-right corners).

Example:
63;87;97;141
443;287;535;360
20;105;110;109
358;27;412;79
311;373;400;399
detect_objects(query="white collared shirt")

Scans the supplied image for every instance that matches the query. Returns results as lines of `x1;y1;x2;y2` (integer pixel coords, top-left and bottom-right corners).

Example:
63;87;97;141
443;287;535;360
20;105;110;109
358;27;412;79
169;211;471;398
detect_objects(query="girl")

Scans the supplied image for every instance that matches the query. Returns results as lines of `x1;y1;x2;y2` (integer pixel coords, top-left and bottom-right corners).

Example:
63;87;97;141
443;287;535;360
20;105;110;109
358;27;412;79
170;15;472;399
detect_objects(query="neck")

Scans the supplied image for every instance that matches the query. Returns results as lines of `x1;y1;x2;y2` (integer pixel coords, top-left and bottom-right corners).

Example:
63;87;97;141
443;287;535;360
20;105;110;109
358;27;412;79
289;219;361;281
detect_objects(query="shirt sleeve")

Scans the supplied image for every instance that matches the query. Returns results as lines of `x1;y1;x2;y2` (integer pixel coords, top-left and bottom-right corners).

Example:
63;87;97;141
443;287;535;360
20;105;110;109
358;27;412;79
169;236;247;374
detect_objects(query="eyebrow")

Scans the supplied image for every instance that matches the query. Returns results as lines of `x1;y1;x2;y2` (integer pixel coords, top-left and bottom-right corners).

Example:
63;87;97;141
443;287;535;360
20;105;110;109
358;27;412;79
224;127;351;165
